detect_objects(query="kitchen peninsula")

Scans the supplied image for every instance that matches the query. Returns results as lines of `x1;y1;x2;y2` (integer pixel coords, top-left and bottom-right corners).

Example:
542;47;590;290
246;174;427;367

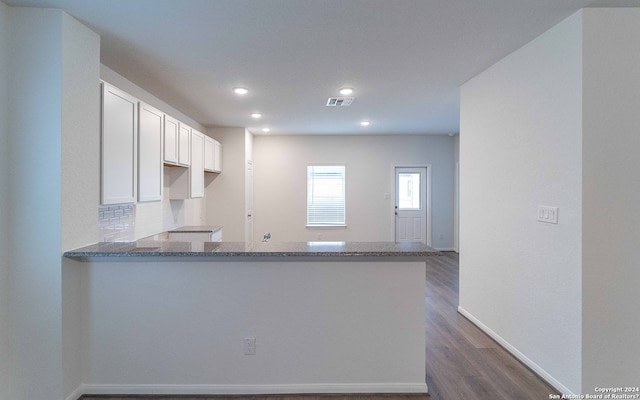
64;238;439;396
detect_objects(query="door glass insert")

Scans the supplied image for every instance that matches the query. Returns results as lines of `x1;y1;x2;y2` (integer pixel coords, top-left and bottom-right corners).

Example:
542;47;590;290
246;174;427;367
398;173;421;210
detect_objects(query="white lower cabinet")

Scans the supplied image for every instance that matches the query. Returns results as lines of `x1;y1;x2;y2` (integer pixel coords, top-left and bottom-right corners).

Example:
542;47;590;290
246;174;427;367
101;82;137;205
138;102;163;202
167;230;222;242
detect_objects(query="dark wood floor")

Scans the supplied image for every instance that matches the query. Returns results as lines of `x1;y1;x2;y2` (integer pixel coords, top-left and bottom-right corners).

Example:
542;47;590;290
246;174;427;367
81;252;558;400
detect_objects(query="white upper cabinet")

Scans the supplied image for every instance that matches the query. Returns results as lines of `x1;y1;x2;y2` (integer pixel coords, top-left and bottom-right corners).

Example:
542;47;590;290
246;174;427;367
178;123;191;166
190;130;205;198
213;140;222;173
204;136;222;173
101;82;137;205
204;136;214;172
164;114;179;164
100;82;218;204
138;102;164;202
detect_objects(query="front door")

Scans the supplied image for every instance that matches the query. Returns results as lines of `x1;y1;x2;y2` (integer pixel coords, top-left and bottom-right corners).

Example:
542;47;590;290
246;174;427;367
395;167;427;243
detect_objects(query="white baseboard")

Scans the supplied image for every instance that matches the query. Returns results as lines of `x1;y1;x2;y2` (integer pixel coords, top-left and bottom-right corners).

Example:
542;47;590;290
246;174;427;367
75;382;428;396
434;247;455;251
65;386;84;400
457;306;575;396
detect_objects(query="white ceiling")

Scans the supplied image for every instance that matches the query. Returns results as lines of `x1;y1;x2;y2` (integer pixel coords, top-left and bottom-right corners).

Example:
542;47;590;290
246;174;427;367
4;0;637;135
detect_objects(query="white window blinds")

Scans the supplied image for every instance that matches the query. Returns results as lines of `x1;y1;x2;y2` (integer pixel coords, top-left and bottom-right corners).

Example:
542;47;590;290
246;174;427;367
307;165;346;226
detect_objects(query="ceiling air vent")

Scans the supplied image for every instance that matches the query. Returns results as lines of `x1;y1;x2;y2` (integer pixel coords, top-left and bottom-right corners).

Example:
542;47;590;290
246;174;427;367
326;97;355;107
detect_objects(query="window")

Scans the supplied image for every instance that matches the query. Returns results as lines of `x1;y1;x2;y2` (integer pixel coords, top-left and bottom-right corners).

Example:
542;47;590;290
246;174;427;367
398;172;421;210
307;165;346;226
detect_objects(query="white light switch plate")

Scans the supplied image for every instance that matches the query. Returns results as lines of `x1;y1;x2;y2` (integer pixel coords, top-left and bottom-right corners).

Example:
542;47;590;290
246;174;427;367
537;206;559;224
244;337;256;355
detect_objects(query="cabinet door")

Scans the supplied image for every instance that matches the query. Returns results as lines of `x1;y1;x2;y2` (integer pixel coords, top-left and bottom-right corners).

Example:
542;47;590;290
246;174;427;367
190;130;205;198
138;102;163;202
178;123;191;166
213;140;222;173
204;136;214;172
164;115;179;164
101;83;137;205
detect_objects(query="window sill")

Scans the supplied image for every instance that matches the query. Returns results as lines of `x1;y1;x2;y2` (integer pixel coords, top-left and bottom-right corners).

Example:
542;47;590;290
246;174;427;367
306;225;348;230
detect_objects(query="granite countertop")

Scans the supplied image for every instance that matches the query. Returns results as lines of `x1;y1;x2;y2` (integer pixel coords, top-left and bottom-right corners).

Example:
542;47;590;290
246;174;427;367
63;240;440;261
169;225;222;233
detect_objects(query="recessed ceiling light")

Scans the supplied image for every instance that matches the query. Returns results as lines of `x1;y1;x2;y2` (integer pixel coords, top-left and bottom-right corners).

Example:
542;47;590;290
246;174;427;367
233;87;248;95
250;113;262;118
262;127;271;133
339;87;354;95
360;121;370;126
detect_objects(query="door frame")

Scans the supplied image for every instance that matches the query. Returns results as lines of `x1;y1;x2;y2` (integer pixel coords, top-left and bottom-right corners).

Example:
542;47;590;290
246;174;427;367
454;161;459;253
245;159;253;243
391;164;432;246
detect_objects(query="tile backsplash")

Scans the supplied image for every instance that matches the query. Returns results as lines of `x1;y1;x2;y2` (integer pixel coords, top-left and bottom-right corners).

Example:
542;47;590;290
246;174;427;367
97;181;206;242
98;204;135;242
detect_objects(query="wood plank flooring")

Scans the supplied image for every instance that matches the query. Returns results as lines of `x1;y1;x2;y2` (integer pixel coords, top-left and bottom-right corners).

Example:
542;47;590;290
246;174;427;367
424;252;558;400
80;252;558;400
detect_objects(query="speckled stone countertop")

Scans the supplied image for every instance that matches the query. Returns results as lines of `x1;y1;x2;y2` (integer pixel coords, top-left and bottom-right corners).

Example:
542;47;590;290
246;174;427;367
169;225;222;233
63;240;440;261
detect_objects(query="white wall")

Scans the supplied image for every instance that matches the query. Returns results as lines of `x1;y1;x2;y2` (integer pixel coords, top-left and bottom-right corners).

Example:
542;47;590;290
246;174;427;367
581;8;640;392
1;7;103;399
6;7;66;399
206;127;250;241
80;259;426;394
0;2;12;398
100;65;207;239
60;12;101;400
251;135;455;247
61;15;100;251
460;12;583;394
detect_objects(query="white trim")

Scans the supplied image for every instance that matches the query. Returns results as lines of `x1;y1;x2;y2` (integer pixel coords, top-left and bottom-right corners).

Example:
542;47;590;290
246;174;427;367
454;161;459;253
306;224;348;229
426;165;432;246
433;247;456;252
77;383;428;395
65;385;84;400
457;306;575;397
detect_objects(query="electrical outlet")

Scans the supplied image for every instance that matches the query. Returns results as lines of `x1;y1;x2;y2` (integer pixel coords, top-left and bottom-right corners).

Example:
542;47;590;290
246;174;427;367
244;337;256;355
537;206;559;224
438;233;444;240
